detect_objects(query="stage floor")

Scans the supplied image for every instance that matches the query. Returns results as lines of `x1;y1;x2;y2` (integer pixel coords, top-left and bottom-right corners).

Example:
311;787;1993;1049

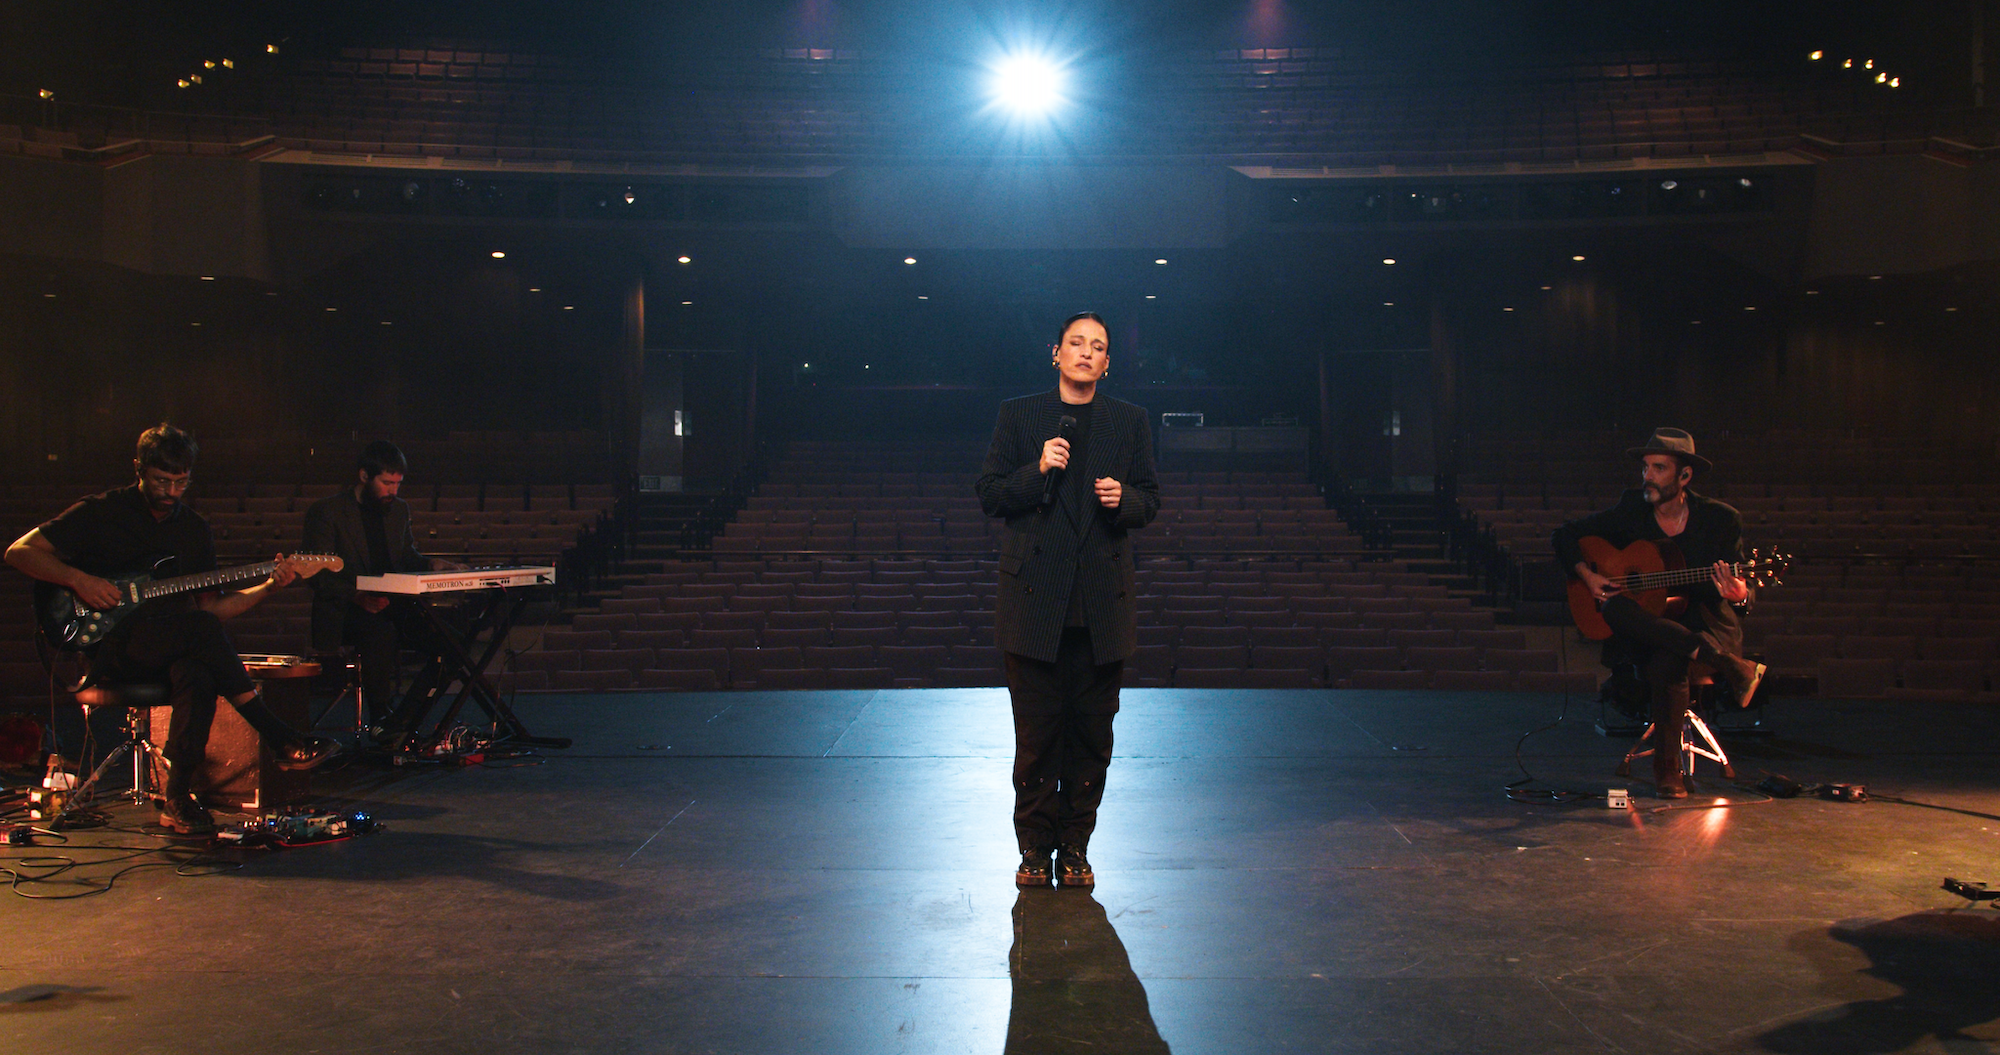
7;687;2000;1054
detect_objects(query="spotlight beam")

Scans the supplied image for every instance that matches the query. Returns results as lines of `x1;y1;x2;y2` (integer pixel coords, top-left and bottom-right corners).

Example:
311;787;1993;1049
988;52;1066;117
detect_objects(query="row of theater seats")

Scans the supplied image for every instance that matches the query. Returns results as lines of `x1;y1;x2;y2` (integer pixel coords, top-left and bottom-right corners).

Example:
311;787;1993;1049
522;546;1534;692
499;638;1589;694
1812;657;2000;701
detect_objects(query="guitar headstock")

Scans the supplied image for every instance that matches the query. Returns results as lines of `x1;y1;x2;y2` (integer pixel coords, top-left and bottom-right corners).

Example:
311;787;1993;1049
277;552;345;577
1744;548;1790;588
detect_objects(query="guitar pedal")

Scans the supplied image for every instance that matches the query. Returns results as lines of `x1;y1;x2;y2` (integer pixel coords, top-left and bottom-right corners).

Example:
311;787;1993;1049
1606;787;1630;810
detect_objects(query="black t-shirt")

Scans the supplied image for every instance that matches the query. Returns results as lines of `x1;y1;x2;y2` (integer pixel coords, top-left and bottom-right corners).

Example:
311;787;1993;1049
1059;399;1097;626
37;485;218;613
359;501;394;577
1057;398;1097;525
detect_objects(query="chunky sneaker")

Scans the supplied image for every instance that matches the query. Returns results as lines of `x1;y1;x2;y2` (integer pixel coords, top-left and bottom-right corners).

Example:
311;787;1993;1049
276;735;342;772
159;794;216;836
1056;845;1094;889
1016;849;1053;888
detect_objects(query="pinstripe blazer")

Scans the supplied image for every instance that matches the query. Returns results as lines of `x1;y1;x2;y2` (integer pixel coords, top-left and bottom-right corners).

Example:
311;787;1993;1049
975;390;1160;665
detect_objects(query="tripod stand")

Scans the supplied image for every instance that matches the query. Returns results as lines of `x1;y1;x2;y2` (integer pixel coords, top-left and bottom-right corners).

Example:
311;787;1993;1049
48;683;168;829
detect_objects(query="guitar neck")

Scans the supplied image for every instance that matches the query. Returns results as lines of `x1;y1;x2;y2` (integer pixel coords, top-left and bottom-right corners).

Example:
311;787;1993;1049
133;561;278;602
1615;563;1746;591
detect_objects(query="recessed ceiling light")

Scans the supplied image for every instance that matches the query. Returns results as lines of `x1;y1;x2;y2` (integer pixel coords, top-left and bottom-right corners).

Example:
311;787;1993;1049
1502;307;1514;312
1571;255;1586;262
677;256;691;265
528;287;541;292
563;305;574;311
380;321;392;326
1154;259;1168;265
1946;307;1960;312
491;251;505;259
199;276;215;281
324;307;337;312
1383;301;1394;307
1382;258;1396;266
1145;295;1156;299
682;301;693;306
1540;285;1552;290
904;257;917;265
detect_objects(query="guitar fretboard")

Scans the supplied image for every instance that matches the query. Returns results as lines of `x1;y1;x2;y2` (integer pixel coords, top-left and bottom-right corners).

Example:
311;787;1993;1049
134;561;278;602
1613;563;1756;592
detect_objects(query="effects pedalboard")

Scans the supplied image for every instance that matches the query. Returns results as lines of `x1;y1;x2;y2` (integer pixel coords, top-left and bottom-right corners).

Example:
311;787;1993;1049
391;724;497;767
217;807;384;848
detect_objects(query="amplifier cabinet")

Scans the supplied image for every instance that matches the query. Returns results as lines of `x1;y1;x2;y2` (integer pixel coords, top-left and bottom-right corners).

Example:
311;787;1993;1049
149;667;315;814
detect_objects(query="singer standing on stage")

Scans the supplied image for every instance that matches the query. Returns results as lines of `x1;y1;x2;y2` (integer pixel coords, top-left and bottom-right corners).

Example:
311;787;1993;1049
976;311;1160;890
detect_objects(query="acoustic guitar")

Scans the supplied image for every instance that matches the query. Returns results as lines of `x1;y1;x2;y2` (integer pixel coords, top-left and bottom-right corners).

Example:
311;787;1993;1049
1567;536;1787;641
37;553;342;651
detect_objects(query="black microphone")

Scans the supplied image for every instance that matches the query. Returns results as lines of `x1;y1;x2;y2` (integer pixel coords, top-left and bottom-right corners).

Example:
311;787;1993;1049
1041;414;1077;506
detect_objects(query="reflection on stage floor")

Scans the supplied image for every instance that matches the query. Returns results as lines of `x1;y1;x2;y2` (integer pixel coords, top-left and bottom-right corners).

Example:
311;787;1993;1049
8;687;2000;1054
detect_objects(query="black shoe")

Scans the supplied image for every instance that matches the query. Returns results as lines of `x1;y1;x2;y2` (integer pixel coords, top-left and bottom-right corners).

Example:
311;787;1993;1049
276;735;342;771
1016;848;1053;888
159;794;216;836
1056;845;1094;889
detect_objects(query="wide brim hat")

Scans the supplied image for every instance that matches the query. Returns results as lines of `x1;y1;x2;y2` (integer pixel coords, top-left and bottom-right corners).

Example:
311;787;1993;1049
1625;426;1711;471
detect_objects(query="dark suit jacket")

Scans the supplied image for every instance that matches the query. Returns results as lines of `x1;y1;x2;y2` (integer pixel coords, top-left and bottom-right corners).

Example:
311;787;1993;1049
1551;488;1752;658
302;490;428;652
976;390;1160;665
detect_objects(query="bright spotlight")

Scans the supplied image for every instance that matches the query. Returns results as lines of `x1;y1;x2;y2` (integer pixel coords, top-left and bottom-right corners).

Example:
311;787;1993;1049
990;52;1066;116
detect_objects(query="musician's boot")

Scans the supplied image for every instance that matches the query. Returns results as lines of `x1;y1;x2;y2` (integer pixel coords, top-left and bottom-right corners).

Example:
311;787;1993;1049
156;756;216;835
1699;647;1767;710
158;793;217;836
1651;727;1688;800
229;692;342;771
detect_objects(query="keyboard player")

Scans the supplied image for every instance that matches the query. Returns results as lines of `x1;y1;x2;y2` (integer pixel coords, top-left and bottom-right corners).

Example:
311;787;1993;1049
301;441;466;746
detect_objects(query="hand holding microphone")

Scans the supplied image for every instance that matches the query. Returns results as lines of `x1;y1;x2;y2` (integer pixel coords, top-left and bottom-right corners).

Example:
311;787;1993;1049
1040;415;1077;505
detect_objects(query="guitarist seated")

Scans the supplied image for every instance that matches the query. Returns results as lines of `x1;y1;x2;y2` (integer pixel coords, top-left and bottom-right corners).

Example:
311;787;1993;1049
4;423;340;835
1552;427;1765;800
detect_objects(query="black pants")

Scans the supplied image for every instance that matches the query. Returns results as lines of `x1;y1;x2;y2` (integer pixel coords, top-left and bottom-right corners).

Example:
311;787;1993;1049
1600;596;1727;783
92;610;274;796
339;602;420;725
1004;628;1122;854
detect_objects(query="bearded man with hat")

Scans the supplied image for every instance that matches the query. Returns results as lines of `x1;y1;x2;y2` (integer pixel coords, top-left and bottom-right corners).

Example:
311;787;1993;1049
1552;427;1765;799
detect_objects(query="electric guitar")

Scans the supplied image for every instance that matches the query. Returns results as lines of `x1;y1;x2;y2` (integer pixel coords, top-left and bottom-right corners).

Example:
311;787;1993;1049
36;553;343;651
1567;537;1787;641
